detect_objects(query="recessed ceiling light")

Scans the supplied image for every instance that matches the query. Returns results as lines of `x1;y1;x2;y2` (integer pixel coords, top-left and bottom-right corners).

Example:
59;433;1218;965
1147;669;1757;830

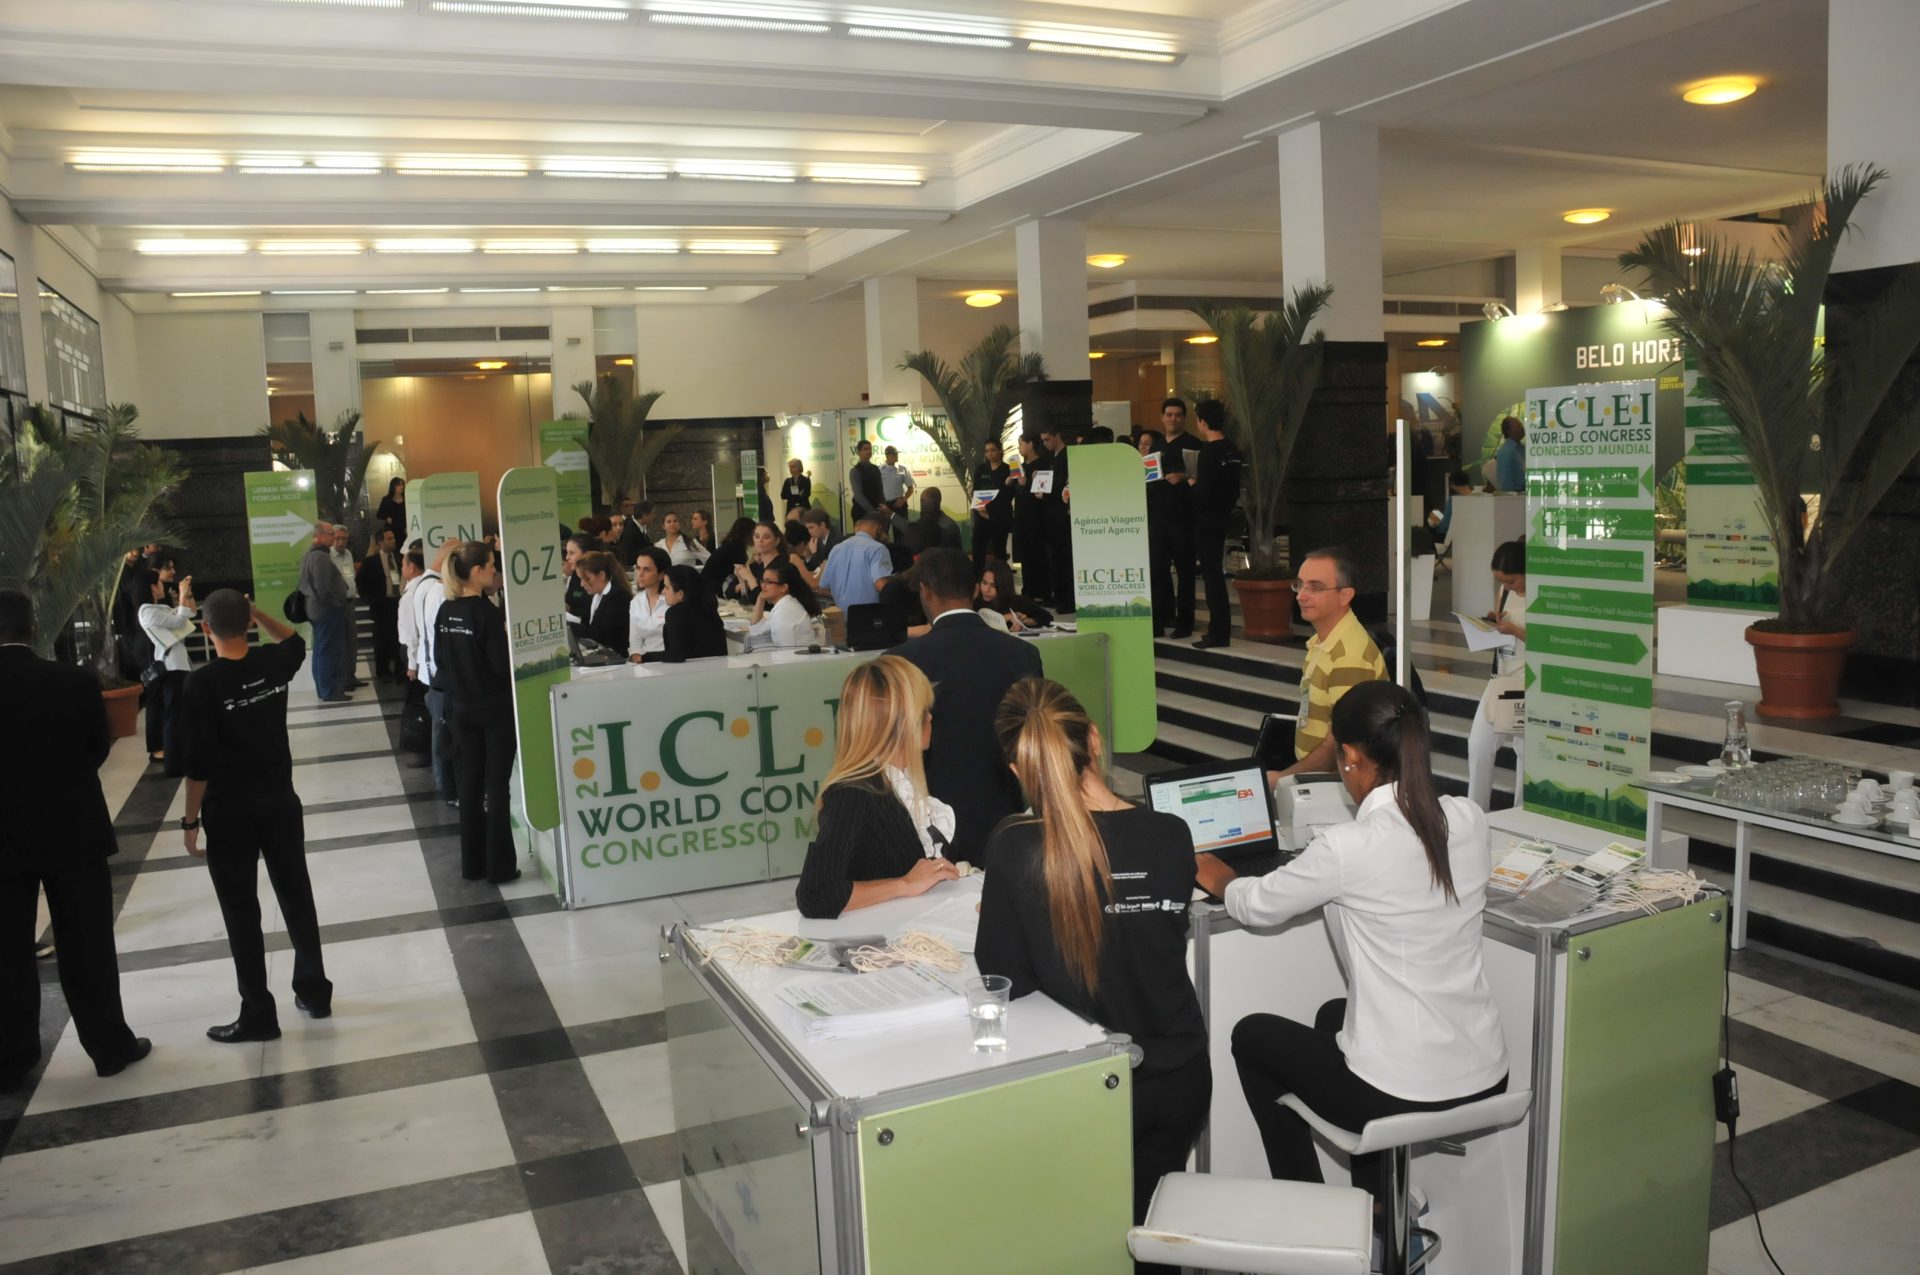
1088;351;1106;359
71;150;224;173
586;239;681;253
270;290;359;296
674;162;796;183
459;287;544;293
170;290;262;297
373;239;476;254
542;158;671;180
366;287;451;295
848;26;1013;48
1562;209;1611;225
649;12;830;33
687;241;781;254
259;241;364;255
613;357;635;366
1185;334;1218;345
1086;254;1128;269
631;286;710;292
806;164;924;186
965;291;1003;308
262;0;402;7
393;156;529;177
545;285;626;292
474;361;511;370
136;239;250;255
429;0;629;19
238;155;382;175
1026;41;1177;63
1682;76;1759;105
1416;338;1448;348
482;240;580;254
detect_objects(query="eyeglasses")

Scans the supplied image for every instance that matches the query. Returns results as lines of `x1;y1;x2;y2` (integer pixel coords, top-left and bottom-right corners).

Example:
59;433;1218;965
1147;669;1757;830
1291;579;1348;595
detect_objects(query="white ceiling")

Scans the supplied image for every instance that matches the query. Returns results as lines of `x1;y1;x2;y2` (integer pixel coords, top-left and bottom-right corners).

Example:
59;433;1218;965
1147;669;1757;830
0;0;1830;309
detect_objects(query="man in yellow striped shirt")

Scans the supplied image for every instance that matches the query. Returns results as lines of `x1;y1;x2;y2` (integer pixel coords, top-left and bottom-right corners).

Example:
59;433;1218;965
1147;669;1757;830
1269;547;1387;783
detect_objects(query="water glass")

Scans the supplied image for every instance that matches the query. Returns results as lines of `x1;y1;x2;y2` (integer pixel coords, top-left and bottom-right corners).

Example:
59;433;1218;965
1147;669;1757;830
965;975;1011;1052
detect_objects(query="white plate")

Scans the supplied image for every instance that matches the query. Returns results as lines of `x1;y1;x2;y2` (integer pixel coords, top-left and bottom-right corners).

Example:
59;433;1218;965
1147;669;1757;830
1832;812;1881;828
1644;771;1690;785
1677;764;1721;778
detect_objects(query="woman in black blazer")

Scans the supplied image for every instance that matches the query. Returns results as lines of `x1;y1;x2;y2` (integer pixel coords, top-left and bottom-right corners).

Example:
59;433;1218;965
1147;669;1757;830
702;517;756;592
562;534;601;623
574;551;631;657
642;565;728;664
433;541;519;883
795;655;959;918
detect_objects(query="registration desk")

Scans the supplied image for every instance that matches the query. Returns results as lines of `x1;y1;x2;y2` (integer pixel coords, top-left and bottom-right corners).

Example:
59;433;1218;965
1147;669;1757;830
662;888;1134;1275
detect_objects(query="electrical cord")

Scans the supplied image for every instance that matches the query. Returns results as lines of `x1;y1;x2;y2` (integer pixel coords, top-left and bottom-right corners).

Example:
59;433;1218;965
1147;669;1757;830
1719;911;1788;1275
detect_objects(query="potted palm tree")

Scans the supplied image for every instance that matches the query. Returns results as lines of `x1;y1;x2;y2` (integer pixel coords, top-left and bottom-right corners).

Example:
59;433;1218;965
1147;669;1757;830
1195;288;1334;641
899;324;1047;497
261;409;384;535
574;375;681;508
0;404;182;735
1621;165;1920;718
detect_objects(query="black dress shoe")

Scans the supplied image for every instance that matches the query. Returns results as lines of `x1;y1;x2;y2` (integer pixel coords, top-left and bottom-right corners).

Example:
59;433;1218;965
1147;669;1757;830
34;942;54;961
1169;628;1194;639
489;869;522;885
95;1037;153;1078
207;1018;281;1043
1193;636;1232;650
295;996;332;1020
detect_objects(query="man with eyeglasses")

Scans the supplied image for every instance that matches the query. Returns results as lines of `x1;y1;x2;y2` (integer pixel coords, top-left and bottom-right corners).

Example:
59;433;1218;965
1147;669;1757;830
1268;547;1387;786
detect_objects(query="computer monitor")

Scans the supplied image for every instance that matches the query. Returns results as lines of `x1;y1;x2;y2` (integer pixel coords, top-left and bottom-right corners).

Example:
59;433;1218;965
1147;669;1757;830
1143;760;1280;862
845;602;909;652
564;619;621;667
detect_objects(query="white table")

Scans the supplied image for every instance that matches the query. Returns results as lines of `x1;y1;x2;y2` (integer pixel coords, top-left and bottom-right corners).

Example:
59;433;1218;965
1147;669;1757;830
1639;777;1920;949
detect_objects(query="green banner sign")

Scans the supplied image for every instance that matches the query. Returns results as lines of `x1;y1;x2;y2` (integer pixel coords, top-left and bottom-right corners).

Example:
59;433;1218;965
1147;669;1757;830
538;420;592;530
498;468;570;837
1523;379;1656;836
405;472;483;556
244;470;318;644
1067;443;1153;753
1684;359;1778;611
741;449;760;520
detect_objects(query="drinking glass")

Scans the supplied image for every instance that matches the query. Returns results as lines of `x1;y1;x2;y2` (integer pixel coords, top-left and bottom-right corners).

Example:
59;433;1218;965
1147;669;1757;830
965;975;1011;1052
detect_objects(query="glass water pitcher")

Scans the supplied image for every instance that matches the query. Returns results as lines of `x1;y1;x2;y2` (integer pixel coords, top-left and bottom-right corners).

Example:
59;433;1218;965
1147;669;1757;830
1721;701;1753;770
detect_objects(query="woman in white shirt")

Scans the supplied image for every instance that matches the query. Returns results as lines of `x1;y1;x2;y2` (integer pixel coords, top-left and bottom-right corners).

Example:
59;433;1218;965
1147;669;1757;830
747;558;822;649
1468;537;1529;810
136;569;198;773
1195;680;1508;1199
626;547;672;660
659;512;709;569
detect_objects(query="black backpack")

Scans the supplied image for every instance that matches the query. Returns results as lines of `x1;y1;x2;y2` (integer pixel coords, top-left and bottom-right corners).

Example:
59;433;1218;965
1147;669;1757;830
283;590;308;624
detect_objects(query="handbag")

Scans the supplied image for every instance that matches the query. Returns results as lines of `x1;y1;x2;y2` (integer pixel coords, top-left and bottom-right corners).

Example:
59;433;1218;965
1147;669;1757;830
140;660;167;688
398;681;432;754
284;589;309;624
1484;667;1526;733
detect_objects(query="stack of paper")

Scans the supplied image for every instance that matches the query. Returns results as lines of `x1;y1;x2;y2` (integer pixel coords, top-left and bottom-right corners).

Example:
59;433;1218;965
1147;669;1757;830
775;965;967;1042
1491;842;1648;927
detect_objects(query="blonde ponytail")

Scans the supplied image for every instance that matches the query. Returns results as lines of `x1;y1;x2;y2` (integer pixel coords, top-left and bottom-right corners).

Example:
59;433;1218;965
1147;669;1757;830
995;678;1111;994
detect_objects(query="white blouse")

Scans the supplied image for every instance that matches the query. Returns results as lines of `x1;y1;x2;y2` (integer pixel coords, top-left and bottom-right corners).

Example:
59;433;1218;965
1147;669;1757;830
1222;783;1508;1102
749;593;815;649
665;535;710;568
885;764;958;859
628;588;670;655
138;603;197;673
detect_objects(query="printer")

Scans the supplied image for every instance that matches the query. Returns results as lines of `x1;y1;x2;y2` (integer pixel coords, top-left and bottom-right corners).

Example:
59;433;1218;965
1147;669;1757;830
1272;772;1359;852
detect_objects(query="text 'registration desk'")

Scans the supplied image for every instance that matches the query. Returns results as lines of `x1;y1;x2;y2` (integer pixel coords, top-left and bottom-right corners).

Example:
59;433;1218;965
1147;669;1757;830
547;632;1110;908
663;887;1134;1275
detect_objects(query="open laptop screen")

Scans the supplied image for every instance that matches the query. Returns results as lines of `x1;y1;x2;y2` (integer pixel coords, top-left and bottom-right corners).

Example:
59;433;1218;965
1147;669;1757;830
1145;762;1278;858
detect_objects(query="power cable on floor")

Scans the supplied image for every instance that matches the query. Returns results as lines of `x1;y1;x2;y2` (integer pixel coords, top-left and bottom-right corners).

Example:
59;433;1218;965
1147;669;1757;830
1719;914;1788;1275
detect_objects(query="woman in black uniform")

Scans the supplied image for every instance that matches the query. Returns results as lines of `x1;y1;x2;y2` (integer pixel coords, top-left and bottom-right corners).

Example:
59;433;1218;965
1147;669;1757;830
433;541;519;883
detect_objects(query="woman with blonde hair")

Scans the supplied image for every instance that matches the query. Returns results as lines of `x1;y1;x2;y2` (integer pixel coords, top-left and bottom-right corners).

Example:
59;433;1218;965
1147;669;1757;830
795;655;960;918
433;540;519;883
975;678;1209;1254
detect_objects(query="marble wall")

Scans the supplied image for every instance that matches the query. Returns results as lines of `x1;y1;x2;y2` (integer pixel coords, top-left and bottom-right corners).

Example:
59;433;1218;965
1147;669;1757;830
1283;341;1391;621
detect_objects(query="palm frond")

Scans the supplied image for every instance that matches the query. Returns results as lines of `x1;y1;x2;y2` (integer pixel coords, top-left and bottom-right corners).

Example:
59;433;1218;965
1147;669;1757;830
259;409;382;527
899;324;1045;494
576;375;673;504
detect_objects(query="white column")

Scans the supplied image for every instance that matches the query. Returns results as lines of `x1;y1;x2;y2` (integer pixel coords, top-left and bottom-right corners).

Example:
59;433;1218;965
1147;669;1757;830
309;309;358;428
863;275;922;405
549;306;597;419
1514;244;1564;314
1014;219;1091;380
1276;119;1383;342
11;219;50;406
1831;0;1920;271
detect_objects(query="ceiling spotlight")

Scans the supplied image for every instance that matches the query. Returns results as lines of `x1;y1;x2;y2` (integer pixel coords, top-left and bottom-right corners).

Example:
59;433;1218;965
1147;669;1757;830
1185;334;1218;345
1540;302;1570;313
1481;302;1515;321
965;292;1003;308
613;357;635;366
1088;351;1106;359
1427;366;1447;377
1599;283;1643;305
1561;209;1611;225
474;361;511;370
1416;338;1448;348
1086;254;1128;270
1683;76;1759;106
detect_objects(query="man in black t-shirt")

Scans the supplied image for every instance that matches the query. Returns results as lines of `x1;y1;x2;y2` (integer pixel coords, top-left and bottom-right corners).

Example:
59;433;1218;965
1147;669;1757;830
1157;397;1204;638
179;590;332;1043
1191;400;1244;649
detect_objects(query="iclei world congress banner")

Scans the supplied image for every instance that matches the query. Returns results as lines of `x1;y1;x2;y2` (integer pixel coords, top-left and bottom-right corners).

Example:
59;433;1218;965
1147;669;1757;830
538;420;592;531
498;467;570;839
1067;442;1155;754
244;469;317;643
405;472;483;557
1683;356;1778;611
1522;381;1656;837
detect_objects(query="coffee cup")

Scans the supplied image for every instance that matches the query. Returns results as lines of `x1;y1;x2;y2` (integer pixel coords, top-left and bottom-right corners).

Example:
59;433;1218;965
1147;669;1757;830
1890;770;1916;790
1893;796;1920;820
1856;778;1884;802
1910;817;1920;840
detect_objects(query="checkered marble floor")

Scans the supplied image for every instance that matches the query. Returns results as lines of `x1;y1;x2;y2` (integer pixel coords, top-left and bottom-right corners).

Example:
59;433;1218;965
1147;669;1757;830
4;665;1919;1273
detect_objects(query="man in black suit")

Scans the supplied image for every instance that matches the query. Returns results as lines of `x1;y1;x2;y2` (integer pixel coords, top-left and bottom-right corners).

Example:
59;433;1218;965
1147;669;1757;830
0;590;151;1092
891;549;1043;869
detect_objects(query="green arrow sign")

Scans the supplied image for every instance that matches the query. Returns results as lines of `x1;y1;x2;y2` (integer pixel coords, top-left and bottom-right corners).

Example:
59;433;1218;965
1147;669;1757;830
1529;622;1649;667
1540;665;1654;709
1527;466;1644;501
1528;584;1657;625
1531;543;1646;583
1532;507;1655;542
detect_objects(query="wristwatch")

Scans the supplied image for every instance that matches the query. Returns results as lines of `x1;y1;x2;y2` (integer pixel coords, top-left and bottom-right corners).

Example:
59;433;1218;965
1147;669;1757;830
179;817;200;831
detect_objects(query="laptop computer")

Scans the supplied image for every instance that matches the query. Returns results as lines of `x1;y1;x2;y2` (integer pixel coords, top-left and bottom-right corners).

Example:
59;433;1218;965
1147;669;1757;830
564;618;621;667
1144;759;1288;881
1252;712;1296;771
845;602;910;652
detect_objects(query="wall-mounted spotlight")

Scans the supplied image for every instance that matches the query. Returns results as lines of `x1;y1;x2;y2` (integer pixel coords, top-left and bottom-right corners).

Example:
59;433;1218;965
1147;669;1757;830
1482;302;1515;321
1599;284;1643;305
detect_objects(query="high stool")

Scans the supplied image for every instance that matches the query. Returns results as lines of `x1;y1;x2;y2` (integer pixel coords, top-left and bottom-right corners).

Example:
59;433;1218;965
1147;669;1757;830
1279;1088;1533;1275
1127;1172;1373;1274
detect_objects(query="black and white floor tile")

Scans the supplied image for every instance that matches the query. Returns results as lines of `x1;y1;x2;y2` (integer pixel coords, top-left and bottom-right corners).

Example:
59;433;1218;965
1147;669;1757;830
3;660;1918;1273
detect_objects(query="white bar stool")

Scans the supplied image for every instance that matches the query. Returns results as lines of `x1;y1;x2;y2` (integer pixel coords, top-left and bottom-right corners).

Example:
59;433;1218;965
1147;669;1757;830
1128;1172;1373;1274
1280;1088;1533;1275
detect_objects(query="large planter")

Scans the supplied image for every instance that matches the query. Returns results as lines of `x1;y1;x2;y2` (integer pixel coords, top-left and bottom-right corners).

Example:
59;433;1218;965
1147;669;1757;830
102;683;143;739
1232;576;1296;644
1745;626;1856;720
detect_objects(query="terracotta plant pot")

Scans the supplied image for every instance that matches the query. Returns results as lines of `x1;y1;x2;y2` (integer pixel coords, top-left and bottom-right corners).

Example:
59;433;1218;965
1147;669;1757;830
1745;626;1856;720
102;683;143;739
1232;576;1296;644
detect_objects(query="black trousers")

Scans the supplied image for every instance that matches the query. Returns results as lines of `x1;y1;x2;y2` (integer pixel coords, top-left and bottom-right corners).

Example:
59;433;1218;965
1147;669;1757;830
143;669;189;773
1146;519;1172;632
1196;521;1231;642
454;714;519;882
0;855;139;1079
371;596;402;677
970;515;1009;572
1015;516;1050;601
1167;522;1197;633
1131;1051;1213;1274
1232;999;1509;1199
203;788;331;1025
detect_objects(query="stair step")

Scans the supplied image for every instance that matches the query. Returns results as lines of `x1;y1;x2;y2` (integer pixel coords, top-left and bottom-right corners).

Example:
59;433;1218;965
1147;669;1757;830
1695;870;1920;985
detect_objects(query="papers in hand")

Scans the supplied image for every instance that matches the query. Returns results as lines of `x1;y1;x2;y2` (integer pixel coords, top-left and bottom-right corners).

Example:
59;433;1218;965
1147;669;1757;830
1455;612;1510;652
972;489;999;514
1143;452;1164;482
1030;470;1055;495
776;964;966;1041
